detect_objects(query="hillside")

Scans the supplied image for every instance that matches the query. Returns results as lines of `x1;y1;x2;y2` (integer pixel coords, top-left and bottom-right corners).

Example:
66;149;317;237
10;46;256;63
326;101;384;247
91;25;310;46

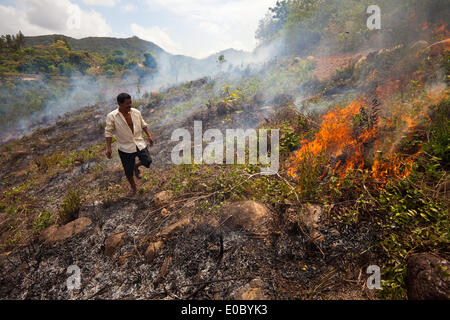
0;35;254;141
0;37;448;299
24;35;168;58
0;36;160;138
0;0;449;301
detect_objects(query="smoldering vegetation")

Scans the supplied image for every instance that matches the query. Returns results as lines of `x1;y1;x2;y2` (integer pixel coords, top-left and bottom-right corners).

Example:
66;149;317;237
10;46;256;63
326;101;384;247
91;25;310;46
1;0;448;146
261;0;450;55
0;0;448;301
0;34;285;144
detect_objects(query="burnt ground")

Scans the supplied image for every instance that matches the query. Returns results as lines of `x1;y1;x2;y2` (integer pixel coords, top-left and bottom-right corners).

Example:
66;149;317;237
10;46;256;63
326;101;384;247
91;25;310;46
0;87;378;300
0;193;378;300
3;47;436;300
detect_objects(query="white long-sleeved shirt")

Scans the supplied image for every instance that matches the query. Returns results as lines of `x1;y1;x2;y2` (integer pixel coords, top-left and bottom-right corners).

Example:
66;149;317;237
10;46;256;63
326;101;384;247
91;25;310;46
104;108;149;153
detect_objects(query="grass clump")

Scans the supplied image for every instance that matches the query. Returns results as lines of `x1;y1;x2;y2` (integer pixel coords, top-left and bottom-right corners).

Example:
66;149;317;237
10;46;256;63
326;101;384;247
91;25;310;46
32;210;55;233
58;189;82;223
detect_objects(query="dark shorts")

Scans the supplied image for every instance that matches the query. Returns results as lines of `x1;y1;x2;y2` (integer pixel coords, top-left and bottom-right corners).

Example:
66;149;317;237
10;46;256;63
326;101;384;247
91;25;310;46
118;146;152;178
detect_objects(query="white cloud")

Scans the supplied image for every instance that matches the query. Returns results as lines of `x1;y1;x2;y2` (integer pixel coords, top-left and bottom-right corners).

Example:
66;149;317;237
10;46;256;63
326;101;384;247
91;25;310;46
144;0;276;56
0;0;277;58
83;0;119;6
0;0;112;38
131;23;180;54
122;4;137;12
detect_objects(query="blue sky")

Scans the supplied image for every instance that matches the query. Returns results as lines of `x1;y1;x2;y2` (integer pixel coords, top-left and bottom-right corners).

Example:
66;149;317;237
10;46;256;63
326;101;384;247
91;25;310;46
0;0;276;58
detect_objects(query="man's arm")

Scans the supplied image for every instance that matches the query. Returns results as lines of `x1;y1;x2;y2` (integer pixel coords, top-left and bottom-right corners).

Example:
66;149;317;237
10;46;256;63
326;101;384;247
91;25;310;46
106;137;112;159
143;126;154;147
138;111;154;147
105;114;115;159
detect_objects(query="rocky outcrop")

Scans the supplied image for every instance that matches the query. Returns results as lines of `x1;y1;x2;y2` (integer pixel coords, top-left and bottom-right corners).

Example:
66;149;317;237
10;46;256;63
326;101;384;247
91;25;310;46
157;216;190;238
220;200;273;234
40;217;92;243
145;240;164;263
234;278;269;300
407;253;450;300
104;232;127;257
154;191;174;206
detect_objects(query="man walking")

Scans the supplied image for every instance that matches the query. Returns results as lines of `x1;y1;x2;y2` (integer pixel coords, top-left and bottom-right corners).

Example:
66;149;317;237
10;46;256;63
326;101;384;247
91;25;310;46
105;93;154;195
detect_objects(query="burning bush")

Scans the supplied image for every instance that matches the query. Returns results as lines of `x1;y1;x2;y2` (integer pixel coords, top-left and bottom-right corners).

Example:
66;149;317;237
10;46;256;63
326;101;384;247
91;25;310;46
287;97;434;196
288;101;373;186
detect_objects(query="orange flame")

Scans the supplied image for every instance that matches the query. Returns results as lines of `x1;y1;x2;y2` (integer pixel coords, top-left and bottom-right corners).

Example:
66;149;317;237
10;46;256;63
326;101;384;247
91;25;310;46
371;154;416;183
288;98;427;190
422;22;450;39
288;101;376;184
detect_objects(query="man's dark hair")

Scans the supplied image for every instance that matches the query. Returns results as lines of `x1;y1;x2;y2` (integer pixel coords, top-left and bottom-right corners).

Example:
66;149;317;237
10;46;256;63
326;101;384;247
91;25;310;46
117;93;131;104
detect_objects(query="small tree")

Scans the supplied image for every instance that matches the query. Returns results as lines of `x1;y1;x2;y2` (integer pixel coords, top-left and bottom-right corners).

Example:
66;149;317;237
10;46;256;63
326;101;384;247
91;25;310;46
54;35;71;50
5;34;12;48
143;52;157;69
16;31;25;49
255;0;290;41
217;54;226;72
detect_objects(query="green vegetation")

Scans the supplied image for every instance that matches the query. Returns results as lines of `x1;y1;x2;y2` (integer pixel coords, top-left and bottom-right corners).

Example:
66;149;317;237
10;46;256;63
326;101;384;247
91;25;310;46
316;98;449;299
59;189;82;224
0;34;158;77
0;31;25;51
24;34;165;57
143;52;157;69
162;95;449;299
374;99;449;299
32;210;54;233
35;144;104;172
256;0;289;42
0;33;161;131
0;1;448;300
167;163;296;216
153;45;448;298
1;38;94;76
257;0;450;54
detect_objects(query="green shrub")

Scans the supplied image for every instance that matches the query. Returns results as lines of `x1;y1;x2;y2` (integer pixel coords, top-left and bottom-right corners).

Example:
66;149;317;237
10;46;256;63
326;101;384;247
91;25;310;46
33;210;54;232
328;98;449;299
376;177;448;299
374;99;448;299
59;189;82;223
423;99;449;169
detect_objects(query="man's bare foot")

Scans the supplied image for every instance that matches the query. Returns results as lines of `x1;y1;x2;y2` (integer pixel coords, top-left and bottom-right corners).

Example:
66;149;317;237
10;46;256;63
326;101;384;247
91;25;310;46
125;187;137;197
134;165;141;179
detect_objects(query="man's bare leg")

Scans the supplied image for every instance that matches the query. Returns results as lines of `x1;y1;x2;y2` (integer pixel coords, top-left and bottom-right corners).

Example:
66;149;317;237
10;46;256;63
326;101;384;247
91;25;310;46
126;175;137;195
134;161;142;179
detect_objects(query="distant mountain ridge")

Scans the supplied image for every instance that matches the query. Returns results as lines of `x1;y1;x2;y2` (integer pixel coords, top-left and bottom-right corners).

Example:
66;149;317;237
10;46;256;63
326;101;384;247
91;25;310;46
24;35;168;57
23;34;261;84
24;35;256;65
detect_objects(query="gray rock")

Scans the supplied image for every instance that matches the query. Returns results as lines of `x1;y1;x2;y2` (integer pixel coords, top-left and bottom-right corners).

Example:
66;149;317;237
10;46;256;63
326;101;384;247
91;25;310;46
220;200;273;234
40;217;92;243
407;253;449;300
